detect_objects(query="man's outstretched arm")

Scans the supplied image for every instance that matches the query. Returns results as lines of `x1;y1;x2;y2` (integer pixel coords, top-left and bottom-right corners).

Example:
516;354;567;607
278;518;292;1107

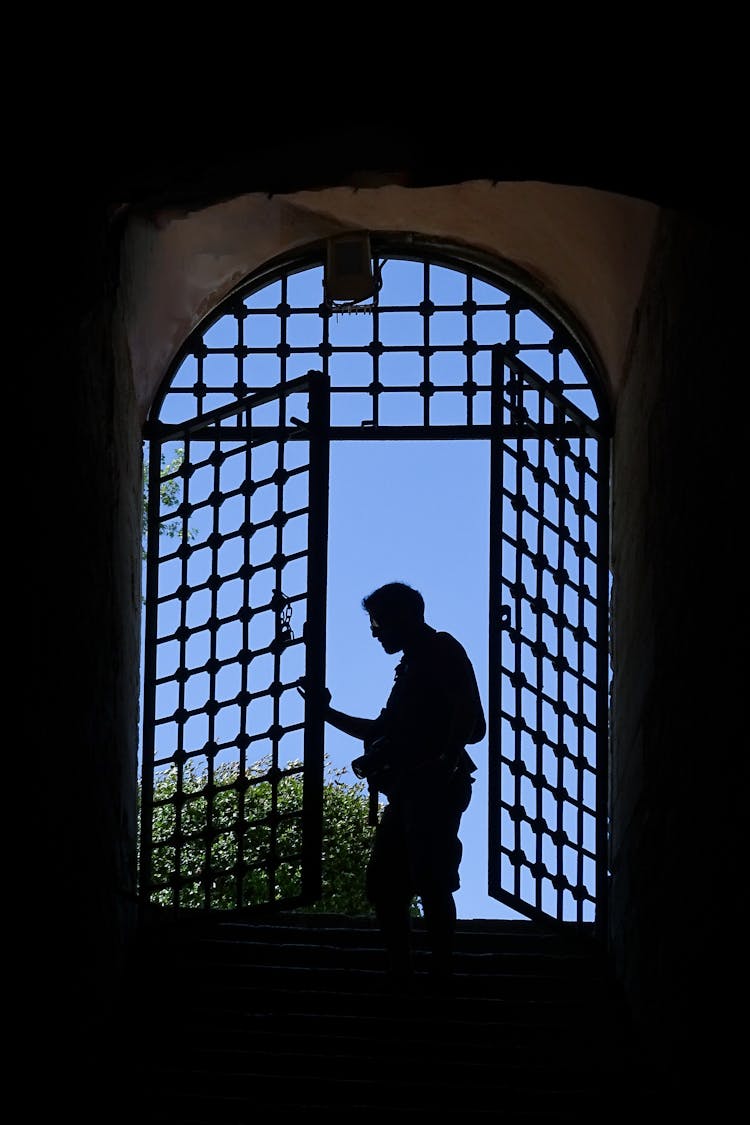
297;681;377;742
325;706;378;742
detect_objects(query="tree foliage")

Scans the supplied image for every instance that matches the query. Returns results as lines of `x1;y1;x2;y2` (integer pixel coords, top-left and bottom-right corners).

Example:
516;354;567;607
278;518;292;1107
144;755;383;915
142;448;197;559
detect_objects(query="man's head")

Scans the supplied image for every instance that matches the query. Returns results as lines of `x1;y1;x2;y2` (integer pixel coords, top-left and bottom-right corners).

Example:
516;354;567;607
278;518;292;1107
362;582;425;653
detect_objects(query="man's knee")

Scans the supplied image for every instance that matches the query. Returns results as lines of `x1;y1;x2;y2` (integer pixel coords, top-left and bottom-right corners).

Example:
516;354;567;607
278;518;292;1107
366;863;412;908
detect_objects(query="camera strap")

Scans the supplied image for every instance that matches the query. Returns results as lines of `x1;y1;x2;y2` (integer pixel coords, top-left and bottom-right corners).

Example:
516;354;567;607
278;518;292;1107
367;784;379;826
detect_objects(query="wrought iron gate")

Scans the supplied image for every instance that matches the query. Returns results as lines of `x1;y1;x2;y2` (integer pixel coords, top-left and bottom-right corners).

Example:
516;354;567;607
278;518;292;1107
139;372;330;914
138;241;610;926
489;346;609;928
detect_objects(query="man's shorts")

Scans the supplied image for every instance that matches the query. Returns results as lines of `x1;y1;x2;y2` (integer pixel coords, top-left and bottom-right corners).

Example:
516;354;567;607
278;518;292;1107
366;765;474;901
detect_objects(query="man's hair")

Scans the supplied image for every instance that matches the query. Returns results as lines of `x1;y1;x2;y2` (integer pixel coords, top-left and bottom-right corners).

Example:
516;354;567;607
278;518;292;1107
362;582;425;625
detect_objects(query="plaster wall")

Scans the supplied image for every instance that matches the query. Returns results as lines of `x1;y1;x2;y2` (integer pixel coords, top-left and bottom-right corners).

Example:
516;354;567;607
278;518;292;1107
119;181;658;418
609;208;740;1094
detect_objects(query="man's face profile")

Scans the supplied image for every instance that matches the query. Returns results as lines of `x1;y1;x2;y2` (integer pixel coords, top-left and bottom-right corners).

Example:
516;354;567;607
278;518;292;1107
369;614;403;654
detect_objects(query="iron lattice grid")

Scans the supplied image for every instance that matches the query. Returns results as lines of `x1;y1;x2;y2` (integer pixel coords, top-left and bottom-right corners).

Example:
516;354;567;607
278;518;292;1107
140;243;611;924
490;352;609;927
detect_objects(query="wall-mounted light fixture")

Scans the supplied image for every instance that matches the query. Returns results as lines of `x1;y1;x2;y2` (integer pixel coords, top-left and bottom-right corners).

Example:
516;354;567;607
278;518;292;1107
324;233;376;304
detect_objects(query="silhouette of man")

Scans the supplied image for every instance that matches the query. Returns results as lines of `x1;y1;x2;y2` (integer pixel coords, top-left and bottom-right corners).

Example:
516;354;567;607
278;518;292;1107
308;581;486;992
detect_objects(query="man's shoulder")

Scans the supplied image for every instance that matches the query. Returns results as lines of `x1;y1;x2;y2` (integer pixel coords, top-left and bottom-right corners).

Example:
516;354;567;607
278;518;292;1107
433;629;468;655
430;630;474;670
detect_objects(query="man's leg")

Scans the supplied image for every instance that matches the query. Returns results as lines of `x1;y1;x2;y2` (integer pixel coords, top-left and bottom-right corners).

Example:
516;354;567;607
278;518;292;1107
412;772;473;988
419;886;457;982
366;803;415;989
373;896;414;982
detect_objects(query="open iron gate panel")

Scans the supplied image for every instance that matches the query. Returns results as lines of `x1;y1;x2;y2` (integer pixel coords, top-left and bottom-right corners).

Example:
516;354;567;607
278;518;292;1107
139;372;330;915
489;347;609;929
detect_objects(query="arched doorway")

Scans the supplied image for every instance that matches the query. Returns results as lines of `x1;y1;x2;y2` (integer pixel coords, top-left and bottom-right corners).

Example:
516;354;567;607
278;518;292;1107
139;236;611;930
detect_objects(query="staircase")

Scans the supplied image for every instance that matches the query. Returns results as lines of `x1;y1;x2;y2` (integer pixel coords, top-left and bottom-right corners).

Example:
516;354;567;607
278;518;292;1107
121;913;665;1123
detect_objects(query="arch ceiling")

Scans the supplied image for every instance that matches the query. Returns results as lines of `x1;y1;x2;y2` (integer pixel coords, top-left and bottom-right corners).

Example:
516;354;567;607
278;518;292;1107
120;180;659;420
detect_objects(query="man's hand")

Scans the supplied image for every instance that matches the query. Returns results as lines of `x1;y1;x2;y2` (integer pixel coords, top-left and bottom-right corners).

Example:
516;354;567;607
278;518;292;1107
296;679;332;709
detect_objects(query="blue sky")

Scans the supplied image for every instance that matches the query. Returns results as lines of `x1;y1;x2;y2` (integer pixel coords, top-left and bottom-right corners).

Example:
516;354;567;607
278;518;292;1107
325;438;523;920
